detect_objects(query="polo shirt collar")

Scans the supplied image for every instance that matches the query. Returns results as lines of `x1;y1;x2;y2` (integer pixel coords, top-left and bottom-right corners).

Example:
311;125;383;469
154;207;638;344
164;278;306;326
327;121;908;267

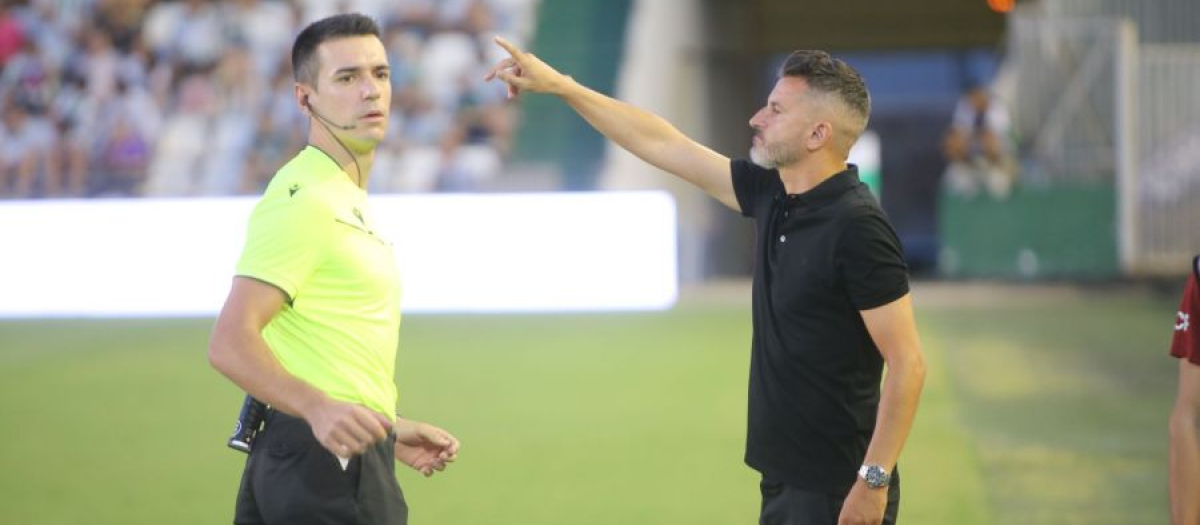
785;164;861;207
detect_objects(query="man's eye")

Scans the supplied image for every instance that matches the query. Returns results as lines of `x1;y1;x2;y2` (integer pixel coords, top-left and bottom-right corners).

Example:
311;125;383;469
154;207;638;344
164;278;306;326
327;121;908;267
376;71;390;80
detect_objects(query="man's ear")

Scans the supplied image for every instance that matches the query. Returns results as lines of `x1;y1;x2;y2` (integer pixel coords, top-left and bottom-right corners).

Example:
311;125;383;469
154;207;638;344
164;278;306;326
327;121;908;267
294;84;312;114
808;122;833;151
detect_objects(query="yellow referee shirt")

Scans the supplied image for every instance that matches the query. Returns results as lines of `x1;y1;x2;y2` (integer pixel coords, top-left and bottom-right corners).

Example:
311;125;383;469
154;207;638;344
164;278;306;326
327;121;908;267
236;146;400;417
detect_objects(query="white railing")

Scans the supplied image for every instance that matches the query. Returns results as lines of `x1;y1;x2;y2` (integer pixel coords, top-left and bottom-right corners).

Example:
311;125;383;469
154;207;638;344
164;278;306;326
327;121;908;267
1006;5;1200;276
1006;12;1127;185
1123;45;1200;274
1047;0;1200;44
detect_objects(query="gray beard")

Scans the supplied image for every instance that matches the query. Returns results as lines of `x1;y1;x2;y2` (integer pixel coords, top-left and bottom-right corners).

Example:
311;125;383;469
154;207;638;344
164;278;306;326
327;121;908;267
749;146;777;169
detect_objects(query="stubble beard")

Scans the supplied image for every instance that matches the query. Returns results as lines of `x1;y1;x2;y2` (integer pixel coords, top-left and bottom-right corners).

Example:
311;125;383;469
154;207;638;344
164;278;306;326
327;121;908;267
749;137;798;170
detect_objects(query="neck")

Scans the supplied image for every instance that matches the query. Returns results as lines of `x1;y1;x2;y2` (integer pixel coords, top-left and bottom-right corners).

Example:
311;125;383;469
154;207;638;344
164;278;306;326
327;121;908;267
776;154;847;195
309;130;374;189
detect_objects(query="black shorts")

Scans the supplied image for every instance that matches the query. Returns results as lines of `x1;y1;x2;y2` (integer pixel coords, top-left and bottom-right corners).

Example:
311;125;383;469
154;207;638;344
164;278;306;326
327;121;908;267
233;411;408;525
759;470;900;525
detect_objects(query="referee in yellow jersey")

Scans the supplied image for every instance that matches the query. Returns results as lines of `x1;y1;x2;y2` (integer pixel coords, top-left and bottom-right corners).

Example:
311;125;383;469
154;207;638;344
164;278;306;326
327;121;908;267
208;13;458;525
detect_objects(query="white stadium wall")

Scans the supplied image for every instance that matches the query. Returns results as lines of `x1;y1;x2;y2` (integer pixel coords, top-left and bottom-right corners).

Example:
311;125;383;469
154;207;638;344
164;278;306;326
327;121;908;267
0;192;678;317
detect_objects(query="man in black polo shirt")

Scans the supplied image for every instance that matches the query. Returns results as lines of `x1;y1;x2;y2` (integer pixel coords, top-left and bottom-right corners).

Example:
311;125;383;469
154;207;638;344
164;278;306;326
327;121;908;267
488;39;926;525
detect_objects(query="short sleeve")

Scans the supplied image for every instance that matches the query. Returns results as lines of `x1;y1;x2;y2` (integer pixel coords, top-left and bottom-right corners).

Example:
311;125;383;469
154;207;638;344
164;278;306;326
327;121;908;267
731;159;779;219
837;213;910;310
235;194;333;301
1170;257;1200;365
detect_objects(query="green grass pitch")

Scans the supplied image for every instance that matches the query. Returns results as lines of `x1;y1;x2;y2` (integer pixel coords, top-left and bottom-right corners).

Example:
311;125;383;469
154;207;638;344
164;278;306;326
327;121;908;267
0;283;1178;524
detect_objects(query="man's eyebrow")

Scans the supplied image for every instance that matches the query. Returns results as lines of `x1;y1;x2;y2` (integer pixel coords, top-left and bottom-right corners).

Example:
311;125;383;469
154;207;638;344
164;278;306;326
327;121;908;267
331;64;390;76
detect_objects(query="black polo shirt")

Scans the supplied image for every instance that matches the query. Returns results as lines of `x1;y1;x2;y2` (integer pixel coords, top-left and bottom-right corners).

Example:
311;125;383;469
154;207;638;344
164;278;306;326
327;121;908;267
731;159;909;495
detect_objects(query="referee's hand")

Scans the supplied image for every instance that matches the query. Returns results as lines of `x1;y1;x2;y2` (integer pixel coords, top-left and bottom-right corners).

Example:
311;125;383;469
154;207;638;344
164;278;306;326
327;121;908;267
394;418;460;477
306;398;393;457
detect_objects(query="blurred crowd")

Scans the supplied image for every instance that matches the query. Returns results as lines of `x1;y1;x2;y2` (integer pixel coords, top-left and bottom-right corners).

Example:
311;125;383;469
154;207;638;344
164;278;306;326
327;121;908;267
0;0;533;199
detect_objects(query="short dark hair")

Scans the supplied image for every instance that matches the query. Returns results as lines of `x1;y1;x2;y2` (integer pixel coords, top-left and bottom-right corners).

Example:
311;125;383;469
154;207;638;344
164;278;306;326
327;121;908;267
778;50;871;123
291;13;382;87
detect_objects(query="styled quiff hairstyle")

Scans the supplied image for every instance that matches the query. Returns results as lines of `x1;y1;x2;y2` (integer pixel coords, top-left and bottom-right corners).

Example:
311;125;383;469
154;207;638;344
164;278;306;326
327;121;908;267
291;13;382;87
778;50;871;147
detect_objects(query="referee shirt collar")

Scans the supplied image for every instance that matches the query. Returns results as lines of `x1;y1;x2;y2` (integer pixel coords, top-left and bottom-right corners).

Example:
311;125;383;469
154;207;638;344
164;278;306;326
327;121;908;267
302;145;363;190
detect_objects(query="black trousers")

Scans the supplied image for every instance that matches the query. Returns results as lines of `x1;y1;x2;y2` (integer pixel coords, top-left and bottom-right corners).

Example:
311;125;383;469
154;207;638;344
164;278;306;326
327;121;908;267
759;470;900;525
233;411;408;525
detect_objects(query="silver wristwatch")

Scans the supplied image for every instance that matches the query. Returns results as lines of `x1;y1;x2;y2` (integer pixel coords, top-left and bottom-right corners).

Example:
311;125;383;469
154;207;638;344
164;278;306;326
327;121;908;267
857;464;890;489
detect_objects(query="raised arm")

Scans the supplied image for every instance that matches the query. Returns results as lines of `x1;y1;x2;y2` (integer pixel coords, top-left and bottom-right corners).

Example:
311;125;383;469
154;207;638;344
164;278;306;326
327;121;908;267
208;277;391;456
486;36;738;212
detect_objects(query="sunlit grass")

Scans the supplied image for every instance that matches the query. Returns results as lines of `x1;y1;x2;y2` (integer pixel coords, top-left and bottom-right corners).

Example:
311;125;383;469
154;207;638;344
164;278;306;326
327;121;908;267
0;283;1174;525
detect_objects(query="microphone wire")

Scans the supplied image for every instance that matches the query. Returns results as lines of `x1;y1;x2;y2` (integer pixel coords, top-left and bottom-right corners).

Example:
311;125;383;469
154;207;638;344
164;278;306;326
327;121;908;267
308;108;363;188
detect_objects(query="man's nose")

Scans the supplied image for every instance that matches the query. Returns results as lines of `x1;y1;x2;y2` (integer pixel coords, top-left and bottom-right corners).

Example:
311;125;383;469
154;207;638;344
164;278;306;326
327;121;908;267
363;79;383;99
749;109;764;129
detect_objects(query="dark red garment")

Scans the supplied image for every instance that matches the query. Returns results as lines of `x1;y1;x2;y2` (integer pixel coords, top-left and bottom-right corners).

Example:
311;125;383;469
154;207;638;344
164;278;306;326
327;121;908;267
0;14;25;67
1170;256;1200;365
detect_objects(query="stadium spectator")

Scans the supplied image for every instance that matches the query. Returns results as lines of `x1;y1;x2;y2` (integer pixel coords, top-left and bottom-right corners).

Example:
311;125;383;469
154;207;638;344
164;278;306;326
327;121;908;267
198;44;265;195
11;1;75;71
239;65;306;194
27;0;91;37
50;68;91;196
76;24;123;103
0;2;26;68
0;100;59;198
90;76;158;195
370;85;447;192
488;41;926;525
941;83;1017;199
221;0;295;78
93;111;151;194
0;0;529;198
93;0;149;52
1169;255;1200;525
144;68;217;195
438;74;511;190
0;38;54;120
142;0;223;68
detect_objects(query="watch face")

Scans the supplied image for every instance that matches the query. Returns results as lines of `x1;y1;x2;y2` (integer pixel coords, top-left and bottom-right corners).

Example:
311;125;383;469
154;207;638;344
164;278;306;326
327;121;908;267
864;466;889;488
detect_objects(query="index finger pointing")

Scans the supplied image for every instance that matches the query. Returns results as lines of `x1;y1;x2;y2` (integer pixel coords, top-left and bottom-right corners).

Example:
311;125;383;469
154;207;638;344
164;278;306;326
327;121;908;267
493;36;523;59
